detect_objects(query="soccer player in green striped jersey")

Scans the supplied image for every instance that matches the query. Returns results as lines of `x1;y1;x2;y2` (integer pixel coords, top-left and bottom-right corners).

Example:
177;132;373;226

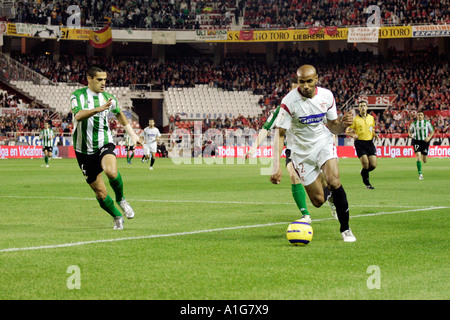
408;112;435;180
124;131;135;164
39;122;55;167
71;64;141;230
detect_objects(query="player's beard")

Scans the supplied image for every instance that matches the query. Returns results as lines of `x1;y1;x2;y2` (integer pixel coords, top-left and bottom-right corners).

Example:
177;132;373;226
301;88;313;98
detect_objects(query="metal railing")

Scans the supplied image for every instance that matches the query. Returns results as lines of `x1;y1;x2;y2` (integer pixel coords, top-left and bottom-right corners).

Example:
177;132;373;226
0;52;56;86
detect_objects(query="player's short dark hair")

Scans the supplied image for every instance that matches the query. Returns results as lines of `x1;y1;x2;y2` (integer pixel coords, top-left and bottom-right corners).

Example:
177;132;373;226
87;64;107;78
358;100;368;106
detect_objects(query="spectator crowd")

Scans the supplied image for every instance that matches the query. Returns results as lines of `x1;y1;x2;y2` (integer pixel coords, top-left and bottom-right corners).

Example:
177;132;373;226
7;0;450;30
11;0;239;30
243;0;450;29
11;45;449;136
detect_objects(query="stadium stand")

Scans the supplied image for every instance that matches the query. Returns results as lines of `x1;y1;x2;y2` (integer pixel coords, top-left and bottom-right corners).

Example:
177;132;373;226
9;0;450;29
9;47;448;128
9;80;133;115
243;0;450;29
11;0;242;30
164;84;263;119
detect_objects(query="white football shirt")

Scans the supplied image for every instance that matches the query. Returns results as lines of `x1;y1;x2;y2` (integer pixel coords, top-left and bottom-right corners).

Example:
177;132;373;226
276;86;337;159
141;127;161;145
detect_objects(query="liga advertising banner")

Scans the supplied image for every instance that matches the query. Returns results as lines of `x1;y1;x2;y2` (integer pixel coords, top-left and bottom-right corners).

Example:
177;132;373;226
338;146;450;158
0;145;144;159
1;145;449;159
220;146;450;159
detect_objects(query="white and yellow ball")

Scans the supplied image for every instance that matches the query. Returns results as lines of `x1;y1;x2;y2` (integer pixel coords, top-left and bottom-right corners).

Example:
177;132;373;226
286;220;313;246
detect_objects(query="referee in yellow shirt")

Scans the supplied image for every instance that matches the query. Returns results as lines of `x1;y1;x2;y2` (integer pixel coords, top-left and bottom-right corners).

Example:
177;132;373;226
346;101;379;189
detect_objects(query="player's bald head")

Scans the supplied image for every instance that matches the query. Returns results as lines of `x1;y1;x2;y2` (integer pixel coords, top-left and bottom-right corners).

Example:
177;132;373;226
297;65;317;78
296;65;318;98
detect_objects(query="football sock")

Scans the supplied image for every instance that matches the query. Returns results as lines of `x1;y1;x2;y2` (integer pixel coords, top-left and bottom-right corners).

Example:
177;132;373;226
44;156;48;165
416;161;422;174
109;172;124;203
150;157;155;167
97;194;122;218
323;186;330;201
361;168;370;185
330;185;350;232
291;184;310;216
130;152;134;161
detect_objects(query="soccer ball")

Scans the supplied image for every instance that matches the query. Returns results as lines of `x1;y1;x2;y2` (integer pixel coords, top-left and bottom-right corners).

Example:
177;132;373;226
286;220;313;246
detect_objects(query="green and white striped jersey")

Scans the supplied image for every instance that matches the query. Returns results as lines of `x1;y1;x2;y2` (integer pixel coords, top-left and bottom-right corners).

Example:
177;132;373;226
124;131;133;147
409;120;434;141
39;128;55;147
70;87;120;155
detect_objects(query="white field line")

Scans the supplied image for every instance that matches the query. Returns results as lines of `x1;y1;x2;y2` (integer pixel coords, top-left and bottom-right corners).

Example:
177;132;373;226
0;195;436;208
0;206;447;253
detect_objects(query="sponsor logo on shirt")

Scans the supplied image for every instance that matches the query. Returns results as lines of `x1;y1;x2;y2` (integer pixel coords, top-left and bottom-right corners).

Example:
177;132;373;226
298;112;326;124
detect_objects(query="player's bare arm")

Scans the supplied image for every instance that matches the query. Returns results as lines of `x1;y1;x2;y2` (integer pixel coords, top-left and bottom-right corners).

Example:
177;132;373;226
116;111;142;147
74;98;112;121
425;129;435;143
327;112;353;134
346;127;358;139
270;127;286;184
245;128;269;159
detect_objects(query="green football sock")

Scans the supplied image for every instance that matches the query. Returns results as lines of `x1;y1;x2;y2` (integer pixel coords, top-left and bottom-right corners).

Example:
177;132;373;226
416;161;422;174
97;194;122;218
44;156;48;165
292;184;310;216
109;172;124;203
130;152;134;160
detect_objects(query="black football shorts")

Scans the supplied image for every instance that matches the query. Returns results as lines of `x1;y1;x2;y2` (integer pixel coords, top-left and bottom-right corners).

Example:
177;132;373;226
75;143;116;184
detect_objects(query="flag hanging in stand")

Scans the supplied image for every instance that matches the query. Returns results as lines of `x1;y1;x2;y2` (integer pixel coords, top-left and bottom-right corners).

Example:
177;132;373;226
89;26;112;48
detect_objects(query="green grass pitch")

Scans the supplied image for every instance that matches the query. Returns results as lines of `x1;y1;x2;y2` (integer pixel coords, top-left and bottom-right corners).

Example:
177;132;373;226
0;157;448;300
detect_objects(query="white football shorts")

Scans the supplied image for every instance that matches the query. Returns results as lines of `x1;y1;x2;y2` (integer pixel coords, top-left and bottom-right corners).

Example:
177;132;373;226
144;142;157;155
290;138;337;186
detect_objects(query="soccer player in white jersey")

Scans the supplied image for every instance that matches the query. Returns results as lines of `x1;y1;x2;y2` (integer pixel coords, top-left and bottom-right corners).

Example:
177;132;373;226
70;64;141;230
39;122;55;167
273;65;356;242
408;112;434;180
140;118;161;170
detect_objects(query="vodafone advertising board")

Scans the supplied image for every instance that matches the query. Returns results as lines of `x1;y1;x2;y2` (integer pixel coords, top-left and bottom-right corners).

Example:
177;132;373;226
1;145;449;159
